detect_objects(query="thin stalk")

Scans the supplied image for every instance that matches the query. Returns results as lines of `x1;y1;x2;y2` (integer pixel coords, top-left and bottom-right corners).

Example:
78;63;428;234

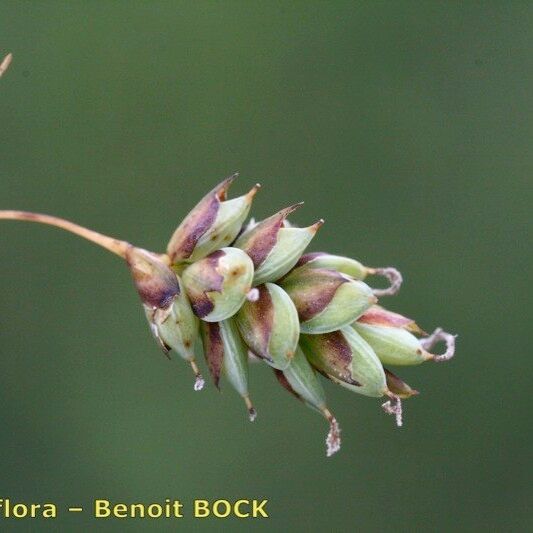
0;210;129;259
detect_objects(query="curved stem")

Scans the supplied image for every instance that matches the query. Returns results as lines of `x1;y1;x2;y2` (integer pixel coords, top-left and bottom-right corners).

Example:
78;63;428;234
0;210;129;259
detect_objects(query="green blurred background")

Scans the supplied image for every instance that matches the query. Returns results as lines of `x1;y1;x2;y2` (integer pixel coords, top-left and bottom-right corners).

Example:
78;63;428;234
0;1;531;531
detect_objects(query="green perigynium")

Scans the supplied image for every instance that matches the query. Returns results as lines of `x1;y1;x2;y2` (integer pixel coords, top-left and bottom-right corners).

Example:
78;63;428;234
181;247;255;322
300;326;387;398
200;318;256;420
166;175;260;264
273;349;341;457
233;203;322;285
144;274;202;389
0;175;457;457
293;252;404;297
236;282;300;370
279;266;377;333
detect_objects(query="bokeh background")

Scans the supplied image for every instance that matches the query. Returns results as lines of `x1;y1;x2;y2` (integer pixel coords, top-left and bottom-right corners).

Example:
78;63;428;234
1;2;531;531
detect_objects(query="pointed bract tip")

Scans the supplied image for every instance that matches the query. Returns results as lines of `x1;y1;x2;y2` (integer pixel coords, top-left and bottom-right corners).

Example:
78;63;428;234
409;324;428;336
384;370;419;399
215;173;239;200
246;183;262;200
309;219;325;233
358;306;427;337
279;202;304;218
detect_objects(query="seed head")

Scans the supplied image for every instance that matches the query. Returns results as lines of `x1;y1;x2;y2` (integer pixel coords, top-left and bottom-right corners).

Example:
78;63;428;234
0;172;457;457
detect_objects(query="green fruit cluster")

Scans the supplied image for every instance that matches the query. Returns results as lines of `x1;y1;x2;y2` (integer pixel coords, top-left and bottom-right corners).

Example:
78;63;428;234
0;174;456;457
147;176;456;456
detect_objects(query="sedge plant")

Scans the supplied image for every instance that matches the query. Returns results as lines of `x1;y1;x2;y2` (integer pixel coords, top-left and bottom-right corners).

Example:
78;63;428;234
0;53;456;456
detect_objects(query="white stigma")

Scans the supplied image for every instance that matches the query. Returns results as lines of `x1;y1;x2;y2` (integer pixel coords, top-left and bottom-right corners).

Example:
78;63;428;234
194;375;205;391
382;396;403;427
421;327;457;362
371;267;403;297
246;288;260;302
326;417;341;457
